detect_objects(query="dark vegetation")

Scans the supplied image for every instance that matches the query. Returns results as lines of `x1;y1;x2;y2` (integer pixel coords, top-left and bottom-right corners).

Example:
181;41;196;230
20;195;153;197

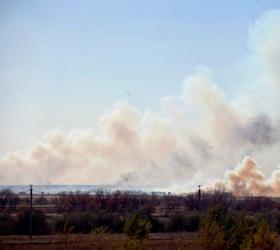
1;188;280;248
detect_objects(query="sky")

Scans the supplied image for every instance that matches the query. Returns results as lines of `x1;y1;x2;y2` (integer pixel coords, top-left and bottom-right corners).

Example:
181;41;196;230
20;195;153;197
1;0;279;153
1;1;280;193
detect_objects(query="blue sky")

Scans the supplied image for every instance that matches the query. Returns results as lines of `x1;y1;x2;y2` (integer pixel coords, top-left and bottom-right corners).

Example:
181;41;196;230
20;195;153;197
1;0;280;154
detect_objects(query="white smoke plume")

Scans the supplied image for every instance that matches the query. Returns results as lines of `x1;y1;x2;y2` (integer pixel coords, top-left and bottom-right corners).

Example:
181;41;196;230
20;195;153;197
1;10;280;194
214;157;280;197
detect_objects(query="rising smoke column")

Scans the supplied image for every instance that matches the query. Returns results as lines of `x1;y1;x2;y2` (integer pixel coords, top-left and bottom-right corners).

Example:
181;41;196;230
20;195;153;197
1;10;280;194
215;157;280;196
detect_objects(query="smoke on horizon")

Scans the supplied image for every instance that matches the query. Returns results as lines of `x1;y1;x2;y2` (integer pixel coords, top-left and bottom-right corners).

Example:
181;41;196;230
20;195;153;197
1;10;280;195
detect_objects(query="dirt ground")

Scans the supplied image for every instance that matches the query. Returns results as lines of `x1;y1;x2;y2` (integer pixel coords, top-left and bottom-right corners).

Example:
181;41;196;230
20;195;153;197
0;233;196;250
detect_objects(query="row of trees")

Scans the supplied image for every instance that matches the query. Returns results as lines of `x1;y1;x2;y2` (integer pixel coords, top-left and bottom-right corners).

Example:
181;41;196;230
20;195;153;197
1;206;278;249
53;190;280;213
2;188;280;213
0;207;197;235
1;187;280;246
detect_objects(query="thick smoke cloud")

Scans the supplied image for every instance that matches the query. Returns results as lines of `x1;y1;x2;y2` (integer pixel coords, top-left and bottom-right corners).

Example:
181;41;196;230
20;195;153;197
1;10;280;194
215;157;280;196
236;115;276;146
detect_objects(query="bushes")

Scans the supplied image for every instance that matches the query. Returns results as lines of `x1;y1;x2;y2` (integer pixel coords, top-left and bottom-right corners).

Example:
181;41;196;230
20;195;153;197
0;213;16;235
0;209;50;235
0;189;19;212
54;206;164;236
192;206;278;250
135;205;164;233
241;221;278;250
15;209;50;235
124;212;152;240
55;212;124;233
166;212;200;232
192;206;229;250
192;206;257;250
55;212;93;233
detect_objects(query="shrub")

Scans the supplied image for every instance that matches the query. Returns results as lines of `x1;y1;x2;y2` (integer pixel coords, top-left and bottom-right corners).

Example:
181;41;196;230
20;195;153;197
192;206;250;250
185;213;200;232
166;212;200;232
0;213;16;235
55;212;93;233
241;221;278;250
192;207;227;250
15;209;49;235
55;212;124;233
136;205;164;232
124;212;152;240
265;210;280;234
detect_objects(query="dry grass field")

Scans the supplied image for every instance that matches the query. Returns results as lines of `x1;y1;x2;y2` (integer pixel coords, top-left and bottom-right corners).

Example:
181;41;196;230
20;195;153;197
0;233;196;250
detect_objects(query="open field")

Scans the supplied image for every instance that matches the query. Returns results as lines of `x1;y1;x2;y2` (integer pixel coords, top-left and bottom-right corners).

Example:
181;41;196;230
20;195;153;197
0;233;196;250
2;232;280;250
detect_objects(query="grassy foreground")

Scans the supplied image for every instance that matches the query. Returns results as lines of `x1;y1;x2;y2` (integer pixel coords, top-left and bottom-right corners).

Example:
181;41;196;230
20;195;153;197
0;233;195;250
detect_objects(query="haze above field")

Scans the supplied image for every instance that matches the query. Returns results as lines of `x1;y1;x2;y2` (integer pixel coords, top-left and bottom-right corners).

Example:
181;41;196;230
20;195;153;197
1;1;280;195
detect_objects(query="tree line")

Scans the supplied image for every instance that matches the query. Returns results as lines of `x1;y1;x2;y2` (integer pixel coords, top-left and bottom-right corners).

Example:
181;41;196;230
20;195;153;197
0;188;280;249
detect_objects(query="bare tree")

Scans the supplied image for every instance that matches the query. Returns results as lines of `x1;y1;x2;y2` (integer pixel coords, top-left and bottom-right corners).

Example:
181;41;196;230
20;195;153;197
0;189;19;212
